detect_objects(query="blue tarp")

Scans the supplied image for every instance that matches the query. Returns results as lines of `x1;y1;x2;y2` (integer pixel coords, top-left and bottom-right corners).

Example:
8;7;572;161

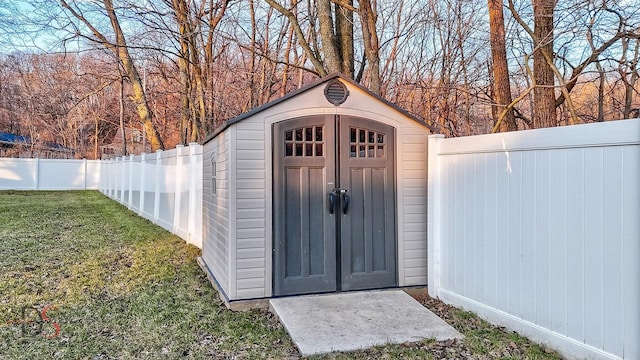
0;131;72;152
0;131;31;145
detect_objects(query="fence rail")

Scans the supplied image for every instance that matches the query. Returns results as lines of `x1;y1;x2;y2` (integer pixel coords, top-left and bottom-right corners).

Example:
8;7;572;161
428;119;640;360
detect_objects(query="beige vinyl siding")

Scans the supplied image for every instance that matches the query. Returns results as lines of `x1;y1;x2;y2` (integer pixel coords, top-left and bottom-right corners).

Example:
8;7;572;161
202;132;231;295
400;130;428;286
234;120;268;299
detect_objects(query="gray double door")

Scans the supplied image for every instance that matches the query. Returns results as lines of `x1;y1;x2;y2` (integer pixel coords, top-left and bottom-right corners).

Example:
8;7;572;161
273;115;396;296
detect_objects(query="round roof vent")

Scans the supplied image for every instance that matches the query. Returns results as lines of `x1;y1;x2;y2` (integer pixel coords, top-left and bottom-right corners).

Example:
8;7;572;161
324;79;349;106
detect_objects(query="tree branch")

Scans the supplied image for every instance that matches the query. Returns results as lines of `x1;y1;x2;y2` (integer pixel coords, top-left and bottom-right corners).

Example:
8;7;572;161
264;0;327;76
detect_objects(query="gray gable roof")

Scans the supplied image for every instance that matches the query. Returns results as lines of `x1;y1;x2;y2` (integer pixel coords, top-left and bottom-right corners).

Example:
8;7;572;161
202;73;432;145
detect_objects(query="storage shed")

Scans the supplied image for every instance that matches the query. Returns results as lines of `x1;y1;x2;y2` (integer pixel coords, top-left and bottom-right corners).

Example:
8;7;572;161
200;74;431;307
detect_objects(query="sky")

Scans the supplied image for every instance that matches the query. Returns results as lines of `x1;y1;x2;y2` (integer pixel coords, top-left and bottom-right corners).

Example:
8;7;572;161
0;0;84;54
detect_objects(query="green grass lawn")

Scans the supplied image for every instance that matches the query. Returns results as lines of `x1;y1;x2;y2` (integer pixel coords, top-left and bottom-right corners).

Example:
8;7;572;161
0;191;562;359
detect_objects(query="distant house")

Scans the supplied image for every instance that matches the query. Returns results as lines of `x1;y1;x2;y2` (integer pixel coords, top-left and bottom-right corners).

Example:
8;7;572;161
0;131;74;159
100;127;148;159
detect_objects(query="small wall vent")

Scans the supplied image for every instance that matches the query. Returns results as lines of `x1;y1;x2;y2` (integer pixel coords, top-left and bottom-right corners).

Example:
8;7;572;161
324;79;349;106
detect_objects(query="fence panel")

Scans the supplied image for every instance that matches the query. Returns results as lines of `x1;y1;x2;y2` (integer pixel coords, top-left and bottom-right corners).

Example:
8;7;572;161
0;144;203;249
129;155;142;213
141;152;156;221
85;160;102;189
173;145;190;240
156;149;177;231
428;119;640;360
0;158;36;190
0;158;102;190
98;143;203;248
190;144;203;248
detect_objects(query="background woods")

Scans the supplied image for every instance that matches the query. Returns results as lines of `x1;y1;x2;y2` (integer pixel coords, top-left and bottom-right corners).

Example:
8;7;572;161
0;0;638;158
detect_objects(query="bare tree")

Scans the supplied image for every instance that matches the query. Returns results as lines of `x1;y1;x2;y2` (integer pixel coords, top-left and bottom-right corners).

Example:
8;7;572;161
263;0;384;92
59;0;165;151
618;37;640;119
488;0;516;131
531;0;556;128
508;0;640;127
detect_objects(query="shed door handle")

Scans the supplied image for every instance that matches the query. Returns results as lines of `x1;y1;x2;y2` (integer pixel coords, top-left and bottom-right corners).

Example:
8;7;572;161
328;191;339;214
341;190;350;214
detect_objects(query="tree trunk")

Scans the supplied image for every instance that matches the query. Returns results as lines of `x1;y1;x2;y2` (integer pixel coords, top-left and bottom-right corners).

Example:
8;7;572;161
359;0;381;94
281;11;295;97
596;60;605;122
173;0;191;144
94;115;99;160
104;0;165;150
335;0;354;77
532;0;556;128
249;0;258;107
623;39;639;119
317;0;342;73
265;0;327;76
488;0;516;131
60;0;165;151
119;72;127;156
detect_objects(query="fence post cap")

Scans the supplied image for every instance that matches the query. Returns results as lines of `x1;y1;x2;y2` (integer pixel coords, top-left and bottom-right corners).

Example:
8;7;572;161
177;144;189;156
189;143;199;155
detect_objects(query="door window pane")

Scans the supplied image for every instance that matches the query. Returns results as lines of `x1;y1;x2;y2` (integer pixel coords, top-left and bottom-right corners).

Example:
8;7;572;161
284;126;324;157
316;127;323;141
349;126;387;158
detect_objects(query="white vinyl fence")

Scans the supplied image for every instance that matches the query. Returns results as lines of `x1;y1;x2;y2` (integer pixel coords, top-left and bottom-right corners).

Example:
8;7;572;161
0;143;203;249
0;158;102;190
427;119;640;360
100;143;203;248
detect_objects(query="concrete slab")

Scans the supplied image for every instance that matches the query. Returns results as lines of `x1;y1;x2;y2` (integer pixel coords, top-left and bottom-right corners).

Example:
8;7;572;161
269;290;463;356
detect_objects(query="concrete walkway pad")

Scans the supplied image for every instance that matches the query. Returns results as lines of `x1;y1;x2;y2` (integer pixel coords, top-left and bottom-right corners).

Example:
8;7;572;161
269;290;463;356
